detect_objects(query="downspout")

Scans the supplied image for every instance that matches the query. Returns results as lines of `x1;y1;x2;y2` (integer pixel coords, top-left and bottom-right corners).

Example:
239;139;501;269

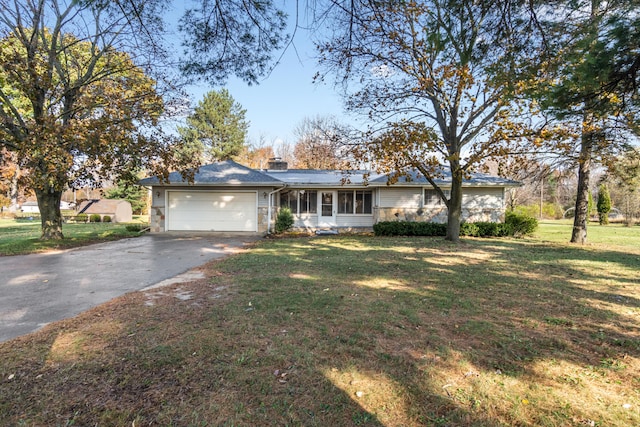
266;185;287;234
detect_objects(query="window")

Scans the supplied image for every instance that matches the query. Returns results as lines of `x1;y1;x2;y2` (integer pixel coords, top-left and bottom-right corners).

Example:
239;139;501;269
355;190;372;214
299;190;317;214
280;190;298;213
425;189;450;206
337;191;353;214
338;190;372;214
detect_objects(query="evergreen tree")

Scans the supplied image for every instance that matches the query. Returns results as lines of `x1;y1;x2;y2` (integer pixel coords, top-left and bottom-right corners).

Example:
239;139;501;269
178;90;249;163
597;184;612;225
105;182;148;215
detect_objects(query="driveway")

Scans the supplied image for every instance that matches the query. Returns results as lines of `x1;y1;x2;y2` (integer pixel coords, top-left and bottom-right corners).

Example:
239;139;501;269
0;233;262;343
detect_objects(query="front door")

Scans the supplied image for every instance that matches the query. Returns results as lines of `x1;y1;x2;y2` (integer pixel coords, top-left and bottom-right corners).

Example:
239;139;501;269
319;191;336;227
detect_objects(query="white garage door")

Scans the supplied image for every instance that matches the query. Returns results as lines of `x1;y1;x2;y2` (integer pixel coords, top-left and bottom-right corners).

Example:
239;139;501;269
167;191;257;231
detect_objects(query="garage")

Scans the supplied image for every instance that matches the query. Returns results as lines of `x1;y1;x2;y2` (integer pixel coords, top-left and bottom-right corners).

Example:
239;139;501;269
167;191;257;231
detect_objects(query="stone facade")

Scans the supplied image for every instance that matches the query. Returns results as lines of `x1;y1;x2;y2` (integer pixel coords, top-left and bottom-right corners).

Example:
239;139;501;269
149;205;165;233
257;206;271;234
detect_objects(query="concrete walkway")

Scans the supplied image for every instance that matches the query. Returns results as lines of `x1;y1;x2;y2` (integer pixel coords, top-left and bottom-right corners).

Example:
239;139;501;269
0;233;262;343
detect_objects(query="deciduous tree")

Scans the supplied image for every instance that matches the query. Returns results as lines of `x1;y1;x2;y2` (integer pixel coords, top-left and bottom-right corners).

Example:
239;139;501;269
0;1;182;239
316;0;541;241
292;116;349;169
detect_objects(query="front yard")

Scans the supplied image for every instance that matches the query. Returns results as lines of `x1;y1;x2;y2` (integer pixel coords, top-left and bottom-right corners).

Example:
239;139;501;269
0;223;638;426
0;217;148;256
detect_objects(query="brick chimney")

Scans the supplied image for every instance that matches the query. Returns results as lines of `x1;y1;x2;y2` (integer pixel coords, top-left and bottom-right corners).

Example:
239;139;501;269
267;157;288;170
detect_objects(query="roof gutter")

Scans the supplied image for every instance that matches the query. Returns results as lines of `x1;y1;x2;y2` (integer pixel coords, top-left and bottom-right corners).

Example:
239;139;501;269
266;184;287;235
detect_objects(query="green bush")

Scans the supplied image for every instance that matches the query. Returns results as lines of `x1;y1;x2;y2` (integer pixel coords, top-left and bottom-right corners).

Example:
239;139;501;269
373;214;537;238
275;208;294;234
504;211;538;236
102;215;112;223
597;184;611;225
75;213;88;223
514;203;562;219
125;224;143;232
89;214;101;223
373;221;447;236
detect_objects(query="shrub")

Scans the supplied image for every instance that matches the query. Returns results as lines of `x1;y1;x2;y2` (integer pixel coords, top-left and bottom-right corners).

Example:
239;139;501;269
504;211;538;236
102;215;112;223
75;213;88;223
374;215;537;238
373;221;446;236
125;224;143;232
89;214;101;223
597;184;611;225
275;208;294;234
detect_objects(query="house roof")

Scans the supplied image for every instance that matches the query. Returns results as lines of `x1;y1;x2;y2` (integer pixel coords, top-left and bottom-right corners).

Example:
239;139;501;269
264;169;381;186
138;160;281;186
368;169;522;187
77;199;129;214
140;161;521;188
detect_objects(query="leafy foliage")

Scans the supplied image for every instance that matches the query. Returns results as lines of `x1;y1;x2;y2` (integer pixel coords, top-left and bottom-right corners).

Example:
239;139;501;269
526;0;640;243
373;212;537;237
177;89;249;163
597;184;612;225
274;207;294;234
0;1;188;239
105;181;148;215
317;0;543;242
292;116;350;169
89;214;102;223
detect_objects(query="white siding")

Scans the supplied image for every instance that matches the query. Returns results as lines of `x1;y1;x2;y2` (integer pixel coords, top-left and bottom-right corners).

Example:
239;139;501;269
295;214;318;228
379;188;422;208
462;187;504;210
336;215;374;228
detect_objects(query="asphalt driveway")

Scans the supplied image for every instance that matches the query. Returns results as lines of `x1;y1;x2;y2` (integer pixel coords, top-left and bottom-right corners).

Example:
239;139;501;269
0;233;262;343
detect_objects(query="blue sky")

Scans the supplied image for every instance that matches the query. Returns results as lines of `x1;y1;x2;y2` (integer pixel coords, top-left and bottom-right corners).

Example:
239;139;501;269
183;9;355;147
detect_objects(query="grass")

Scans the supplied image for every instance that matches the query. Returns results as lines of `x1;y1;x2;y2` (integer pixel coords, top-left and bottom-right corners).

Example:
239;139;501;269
0;217;148;256
0;222;639;426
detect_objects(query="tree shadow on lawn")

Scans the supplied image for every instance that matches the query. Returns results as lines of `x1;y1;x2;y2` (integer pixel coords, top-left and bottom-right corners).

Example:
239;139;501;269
0;236;638;426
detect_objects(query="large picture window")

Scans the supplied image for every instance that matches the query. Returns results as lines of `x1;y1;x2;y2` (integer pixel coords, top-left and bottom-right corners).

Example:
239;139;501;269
299;190;317;214
338;190;372;214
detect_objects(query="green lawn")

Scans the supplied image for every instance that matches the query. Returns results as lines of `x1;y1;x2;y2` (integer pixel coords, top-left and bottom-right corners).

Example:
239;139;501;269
534;219;640;247
0;221;638;426
0;218;147;256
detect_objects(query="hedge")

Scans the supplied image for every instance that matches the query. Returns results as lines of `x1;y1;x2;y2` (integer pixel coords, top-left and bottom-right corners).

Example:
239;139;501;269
373;212;537;238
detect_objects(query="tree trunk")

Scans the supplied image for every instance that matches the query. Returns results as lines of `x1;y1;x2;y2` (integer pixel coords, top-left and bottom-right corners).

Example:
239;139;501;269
8;155;20;213
570;126;593;244
36;187;64;240
445;170;463;243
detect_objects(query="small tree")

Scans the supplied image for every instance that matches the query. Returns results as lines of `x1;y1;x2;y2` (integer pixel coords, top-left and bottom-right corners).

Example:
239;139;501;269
274;208;294;234
597;184;611;225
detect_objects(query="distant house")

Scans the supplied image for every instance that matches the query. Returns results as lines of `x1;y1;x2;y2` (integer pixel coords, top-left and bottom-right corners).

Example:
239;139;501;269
20;200;74;213
139;159;521;234
20;201;40;213
77;199;133;223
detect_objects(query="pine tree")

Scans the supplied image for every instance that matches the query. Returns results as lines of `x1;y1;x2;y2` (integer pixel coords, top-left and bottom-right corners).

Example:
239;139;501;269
597;184;612;225
178;90;248;163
